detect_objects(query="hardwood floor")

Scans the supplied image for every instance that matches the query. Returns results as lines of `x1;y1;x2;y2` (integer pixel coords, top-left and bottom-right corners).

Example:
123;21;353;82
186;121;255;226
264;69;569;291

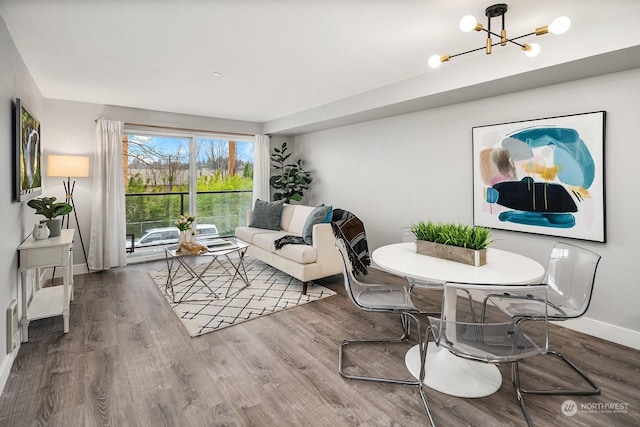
1;260;638;426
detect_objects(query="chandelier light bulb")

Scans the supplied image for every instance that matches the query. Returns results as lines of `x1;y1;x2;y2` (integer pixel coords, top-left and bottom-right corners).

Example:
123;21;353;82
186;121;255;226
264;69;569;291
428;54;443;68
548;16;571;35
459;15;478;32
524;43;541;57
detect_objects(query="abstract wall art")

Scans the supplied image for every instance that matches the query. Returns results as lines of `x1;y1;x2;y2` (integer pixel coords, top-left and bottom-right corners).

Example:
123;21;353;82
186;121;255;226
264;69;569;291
472;111;606;242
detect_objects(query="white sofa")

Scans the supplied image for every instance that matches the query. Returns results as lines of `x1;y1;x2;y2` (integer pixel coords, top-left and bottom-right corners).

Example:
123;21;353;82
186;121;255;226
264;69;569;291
234;204;342;294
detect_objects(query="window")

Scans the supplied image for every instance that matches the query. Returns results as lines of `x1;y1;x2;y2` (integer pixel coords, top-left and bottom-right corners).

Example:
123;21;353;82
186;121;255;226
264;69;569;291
123;130;254;249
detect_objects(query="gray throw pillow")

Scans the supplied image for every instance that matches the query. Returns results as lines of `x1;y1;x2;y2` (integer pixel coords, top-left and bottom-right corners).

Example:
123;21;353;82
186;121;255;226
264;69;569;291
249;199;285;230
302;205;332;244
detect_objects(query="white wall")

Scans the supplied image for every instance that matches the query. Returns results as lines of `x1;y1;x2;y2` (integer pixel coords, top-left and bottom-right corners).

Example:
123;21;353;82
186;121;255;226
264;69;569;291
0;15;44;393
295;68;640;349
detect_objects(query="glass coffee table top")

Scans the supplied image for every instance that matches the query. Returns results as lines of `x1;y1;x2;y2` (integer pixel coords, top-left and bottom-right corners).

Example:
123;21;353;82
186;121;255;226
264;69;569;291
164;238;251;303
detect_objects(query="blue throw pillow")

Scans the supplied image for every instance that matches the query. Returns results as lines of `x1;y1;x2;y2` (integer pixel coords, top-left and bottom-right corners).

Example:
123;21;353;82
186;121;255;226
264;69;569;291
249;199;285;230
302;205;332;245
322;206;333;223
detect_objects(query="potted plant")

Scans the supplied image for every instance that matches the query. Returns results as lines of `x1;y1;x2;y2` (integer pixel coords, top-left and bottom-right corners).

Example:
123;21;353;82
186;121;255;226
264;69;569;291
270;142;313;203
27;196;73;237
410;220;492;266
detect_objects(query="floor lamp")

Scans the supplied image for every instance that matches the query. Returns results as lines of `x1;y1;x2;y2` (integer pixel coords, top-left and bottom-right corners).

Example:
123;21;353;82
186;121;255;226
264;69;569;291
47;155;90;272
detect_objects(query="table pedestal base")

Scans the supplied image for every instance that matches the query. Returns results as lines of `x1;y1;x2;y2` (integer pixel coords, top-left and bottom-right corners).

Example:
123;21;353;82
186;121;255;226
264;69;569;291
405;343;502;398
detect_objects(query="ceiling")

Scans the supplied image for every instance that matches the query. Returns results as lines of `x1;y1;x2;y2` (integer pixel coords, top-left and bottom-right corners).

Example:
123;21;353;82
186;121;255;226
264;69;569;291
1;0;639;128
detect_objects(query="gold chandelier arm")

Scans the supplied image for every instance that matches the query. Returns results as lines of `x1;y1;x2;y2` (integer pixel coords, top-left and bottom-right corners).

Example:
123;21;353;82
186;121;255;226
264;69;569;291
536;25;549;36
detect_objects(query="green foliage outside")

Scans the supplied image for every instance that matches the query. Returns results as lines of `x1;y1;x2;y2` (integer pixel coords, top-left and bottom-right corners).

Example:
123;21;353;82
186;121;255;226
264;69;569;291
125;172;253;237
123;135;256;240
410;220;492;250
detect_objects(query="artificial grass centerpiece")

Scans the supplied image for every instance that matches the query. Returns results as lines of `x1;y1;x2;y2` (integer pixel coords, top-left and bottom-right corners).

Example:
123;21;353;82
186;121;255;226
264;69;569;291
410;220;492;250
410;220;492;266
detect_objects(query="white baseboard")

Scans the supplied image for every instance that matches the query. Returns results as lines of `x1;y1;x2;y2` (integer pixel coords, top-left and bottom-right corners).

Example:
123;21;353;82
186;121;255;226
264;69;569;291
72;263;89;276
554;317;640;350
45;262;89;280
0;345;19;395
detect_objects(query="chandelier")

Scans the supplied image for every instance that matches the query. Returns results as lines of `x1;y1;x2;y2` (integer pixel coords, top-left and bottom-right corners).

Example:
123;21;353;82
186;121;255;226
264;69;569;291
428;3;571;68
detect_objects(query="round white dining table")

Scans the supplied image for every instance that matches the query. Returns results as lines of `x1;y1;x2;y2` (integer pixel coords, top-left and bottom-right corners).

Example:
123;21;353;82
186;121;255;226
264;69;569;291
372;242;545;398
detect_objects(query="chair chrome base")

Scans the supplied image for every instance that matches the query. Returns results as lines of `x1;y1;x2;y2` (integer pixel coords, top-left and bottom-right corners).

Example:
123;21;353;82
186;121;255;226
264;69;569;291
338;324;414;385
515;350;600;396
338;313;436;426
512;361;535;427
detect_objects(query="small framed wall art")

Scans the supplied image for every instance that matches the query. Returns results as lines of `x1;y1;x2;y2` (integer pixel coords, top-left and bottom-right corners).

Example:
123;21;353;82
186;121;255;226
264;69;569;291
472;111;606;243
14;98;43;202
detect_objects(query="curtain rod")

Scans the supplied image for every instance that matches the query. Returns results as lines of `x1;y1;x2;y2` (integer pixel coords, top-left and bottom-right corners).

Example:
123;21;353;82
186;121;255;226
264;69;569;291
94;119;255;138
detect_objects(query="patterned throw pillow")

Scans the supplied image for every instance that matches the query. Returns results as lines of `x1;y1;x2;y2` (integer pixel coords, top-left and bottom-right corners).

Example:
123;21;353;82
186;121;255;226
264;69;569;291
249;199;285;230
302;205;332;244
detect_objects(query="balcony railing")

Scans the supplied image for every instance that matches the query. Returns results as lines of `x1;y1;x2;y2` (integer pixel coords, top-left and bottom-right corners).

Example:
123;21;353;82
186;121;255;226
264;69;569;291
125;189;253;238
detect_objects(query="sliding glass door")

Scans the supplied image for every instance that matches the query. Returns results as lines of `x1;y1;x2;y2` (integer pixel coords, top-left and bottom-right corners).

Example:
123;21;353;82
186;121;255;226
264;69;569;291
123;130;254;251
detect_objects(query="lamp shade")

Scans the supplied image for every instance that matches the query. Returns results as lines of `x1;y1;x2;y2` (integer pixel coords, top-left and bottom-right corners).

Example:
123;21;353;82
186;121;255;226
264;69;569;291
47;155;90;178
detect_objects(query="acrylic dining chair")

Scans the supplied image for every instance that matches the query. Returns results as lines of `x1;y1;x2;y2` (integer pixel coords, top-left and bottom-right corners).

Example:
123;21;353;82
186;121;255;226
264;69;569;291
335;238;435;426
429;281;549;426
482;241;601;396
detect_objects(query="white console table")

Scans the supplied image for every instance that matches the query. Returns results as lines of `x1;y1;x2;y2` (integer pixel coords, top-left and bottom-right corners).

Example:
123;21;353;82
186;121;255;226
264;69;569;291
18;229;74;342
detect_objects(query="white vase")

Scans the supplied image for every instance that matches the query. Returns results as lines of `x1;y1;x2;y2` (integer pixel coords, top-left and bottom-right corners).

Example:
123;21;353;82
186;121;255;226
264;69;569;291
178;230;193;245
33;223;50;240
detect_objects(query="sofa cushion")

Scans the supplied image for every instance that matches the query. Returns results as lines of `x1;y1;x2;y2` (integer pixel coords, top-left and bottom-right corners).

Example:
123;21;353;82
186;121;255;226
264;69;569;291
302;205;332;244
249;199;284;230
276;243;318;264
251;230;288;252
284;205;316;235
280;204;296;231
235;226;274;245
251;231;317;264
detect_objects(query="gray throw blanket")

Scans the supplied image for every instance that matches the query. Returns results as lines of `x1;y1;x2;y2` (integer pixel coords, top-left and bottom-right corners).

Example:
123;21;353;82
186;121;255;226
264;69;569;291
273;234;305;250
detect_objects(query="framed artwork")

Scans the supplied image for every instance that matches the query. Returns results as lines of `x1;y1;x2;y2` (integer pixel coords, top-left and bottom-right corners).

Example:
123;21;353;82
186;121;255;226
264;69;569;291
472;111;606;242
15;98;43;202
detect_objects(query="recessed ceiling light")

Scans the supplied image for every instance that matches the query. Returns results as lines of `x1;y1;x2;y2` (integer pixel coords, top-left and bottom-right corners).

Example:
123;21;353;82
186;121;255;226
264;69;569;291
210;71;222;77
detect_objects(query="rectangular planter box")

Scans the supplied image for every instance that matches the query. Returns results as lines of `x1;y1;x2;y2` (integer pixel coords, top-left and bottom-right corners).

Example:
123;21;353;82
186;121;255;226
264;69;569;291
416;240;486;267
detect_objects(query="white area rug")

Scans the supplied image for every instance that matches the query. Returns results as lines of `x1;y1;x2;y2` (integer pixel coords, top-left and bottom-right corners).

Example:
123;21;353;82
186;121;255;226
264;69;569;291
149;255;336;337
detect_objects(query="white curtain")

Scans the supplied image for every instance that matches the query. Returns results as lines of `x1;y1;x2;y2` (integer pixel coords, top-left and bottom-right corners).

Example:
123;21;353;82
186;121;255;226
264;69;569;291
88;120;127;270
253;134;271;205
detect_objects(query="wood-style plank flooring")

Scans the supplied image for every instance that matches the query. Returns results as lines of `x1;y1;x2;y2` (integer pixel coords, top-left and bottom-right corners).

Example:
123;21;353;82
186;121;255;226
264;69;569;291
0;260;638;426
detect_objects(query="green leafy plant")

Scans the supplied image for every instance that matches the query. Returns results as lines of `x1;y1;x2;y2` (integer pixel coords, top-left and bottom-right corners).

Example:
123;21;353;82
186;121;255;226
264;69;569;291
410;220;492;250
27;197;73;220
269;142;313;203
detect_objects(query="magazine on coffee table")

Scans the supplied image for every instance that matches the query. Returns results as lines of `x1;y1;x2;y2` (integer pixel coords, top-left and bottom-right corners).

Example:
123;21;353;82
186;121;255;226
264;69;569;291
204;238;237;251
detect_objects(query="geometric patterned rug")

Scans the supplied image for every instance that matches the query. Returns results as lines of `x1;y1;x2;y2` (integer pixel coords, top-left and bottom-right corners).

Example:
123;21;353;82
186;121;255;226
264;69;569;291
148;255;336;337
